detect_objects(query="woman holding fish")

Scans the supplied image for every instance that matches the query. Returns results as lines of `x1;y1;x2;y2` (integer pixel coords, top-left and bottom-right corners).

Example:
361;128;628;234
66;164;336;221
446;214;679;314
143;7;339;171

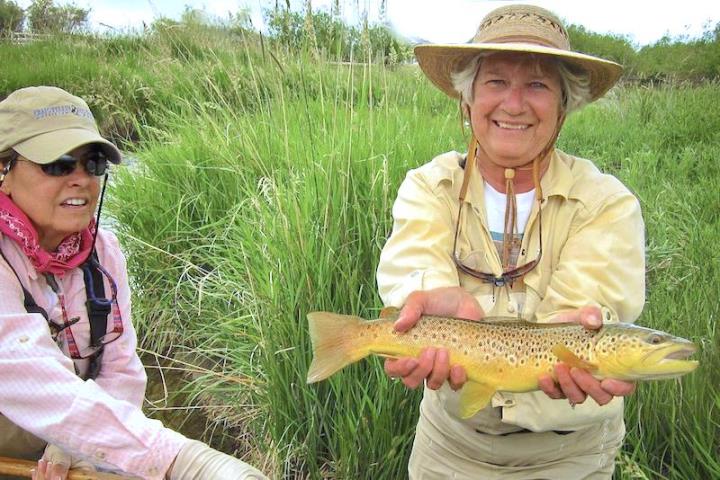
377;4;645;478
0;87;266;479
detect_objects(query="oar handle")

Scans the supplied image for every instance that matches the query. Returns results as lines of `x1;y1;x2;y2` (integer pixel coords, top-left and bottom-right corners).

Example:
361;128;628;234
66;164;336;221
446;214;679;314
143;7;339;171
0;456;140;479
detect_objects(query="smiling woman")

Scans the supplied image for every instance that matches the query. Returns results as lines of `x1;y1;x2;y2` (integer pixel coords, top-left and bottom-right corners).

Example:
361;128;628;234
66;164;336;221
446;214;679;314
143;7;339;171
0;86;267;480
3;145;104;251
376;4;646;479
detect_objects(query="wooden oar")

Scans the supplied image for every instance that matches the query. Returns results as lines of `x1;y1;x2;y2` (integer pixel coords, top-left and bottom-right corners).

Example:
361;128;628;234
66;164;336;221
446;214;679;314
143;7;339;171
0;456;139;479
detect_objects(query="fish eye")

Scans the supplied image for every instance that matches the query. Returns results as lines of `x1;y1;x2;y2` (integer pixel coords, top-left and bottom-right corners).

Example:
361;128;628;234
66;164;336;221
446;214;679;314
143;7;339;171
647;333;665;345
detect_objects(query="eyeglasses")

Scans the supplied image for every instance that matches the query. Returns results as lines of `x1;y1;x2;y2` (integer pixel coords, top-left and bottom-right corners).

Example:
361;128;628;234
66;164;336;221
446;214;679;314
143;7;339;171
21;150;109;177
49;261;124;360
452;198;543;287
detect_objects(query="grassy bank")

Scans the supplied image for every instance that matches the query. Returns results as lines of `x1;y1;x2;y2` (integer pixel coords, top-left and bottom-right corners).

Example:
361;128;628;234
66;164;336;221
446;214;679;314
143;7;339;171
2;27;718;479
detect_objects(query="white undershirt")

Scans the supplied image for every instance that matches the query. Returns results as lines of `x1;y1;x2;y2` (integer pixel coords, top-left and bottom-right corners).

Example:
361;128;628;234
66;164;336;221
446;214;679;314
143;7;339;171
484;181;536;235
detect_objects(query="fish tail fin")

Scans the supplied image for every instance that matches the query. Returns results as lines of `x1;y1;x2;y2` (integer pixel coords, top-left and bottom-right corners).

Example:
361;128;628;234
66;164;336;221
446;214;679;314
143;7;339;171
306;311;370;383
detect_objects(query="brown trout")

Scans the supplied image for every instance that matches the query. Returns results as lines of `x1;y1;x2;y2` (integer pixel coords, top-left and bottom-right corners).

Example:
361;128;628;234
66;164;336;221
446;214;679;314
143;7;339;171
306;311;698;418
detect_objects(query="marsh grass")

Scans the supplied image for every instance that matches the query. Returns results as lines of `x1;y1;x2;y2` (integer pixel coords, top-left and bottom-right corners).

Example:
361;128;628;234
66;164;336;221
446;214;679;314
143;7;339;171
2;28;717;479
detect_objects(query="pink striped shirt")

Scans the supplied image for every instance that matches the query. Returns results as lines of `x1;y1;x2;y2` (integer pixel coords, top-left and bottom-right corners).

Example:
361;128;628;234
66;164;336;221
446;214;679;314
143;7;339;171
0;229;187;479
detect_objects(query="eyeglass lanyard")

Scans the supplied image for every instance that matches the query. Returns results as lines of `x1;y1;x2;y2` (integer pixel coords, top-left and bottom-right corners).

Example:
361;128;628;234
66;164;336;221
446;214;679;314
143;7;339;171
454;133;556;287
44;273;85;359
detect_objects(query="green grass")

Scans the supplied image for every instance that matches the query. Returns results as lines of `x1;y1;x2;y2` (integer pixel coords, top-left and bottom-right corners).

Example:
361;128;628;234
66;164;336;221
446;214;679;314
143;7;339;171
2;28;717;479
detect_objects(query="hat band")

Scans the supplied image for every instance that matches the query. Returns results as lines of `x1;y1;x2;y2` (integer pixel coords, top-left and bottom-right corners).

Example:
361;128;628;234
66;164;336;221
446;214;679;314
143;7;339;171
475;34;568;51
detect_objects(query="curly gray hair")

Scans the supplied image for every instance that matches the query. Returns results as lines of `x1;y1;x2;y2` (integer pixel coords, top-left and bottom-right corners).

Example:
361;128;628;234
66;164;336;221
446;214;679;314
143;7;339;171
451;53;592;114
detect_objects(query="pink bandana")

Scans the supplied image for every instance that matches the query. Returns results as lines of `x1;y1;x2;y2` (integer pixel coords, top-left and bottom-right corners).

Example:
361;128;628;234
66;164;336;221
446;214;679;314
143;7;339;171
0;192;94;276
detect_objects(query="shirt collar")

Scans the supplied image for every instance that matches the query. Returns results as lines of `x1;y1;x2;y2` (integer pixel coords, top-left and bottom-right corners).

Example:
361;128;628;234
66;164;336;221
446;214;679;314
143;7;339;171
432;148;575;207
540;149;574;201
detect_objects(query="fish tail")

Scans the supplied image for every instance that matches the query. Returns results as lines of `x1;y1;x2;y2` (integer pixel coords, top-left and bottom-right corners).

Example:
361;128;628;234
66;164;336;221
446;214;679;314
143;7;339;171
306;311;370;383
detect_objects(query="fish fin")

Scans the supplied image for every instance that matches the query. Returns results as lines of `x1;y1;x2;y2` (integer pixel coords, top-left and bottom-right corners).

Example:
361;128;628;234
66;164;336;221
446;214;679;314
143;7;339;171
552;344;598;372
458;382;496;419
379;306;400;318
306;312;370;383
375;353;402;360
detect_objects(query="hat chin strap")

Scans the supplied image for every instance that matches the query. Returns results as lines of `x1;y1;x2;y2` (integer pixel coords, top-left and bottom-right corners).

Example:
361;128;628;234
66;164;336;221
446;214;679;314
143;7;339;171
461;112;565;270
86;172;109;263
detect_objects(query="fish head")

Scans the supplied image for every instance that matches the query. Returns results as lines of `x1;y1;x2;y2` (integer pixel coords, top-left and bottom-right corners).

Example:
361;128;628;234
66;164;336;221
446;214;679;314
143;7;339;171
593;323;699;381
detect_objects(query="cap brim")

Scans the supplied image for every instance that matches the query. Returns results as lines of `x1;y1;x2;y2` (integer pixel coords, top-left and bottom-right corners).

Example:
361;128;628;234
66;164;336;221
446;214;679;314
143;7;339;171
414;42;623;102
12;128;122;164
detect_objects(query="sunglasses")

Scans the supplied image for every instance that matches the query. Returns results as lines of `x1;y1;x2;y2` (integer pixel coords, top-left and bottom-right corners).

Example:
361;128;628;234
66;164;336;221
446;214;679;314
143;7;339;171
452;138;544;288
452;199;543;287
19;150;110;177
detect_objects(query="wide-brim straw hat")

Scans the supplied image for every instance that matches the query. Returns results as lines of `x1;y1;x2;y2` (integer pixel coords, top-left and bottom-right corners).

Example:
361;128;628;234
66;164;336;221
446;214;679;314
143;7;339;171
414;4;623;103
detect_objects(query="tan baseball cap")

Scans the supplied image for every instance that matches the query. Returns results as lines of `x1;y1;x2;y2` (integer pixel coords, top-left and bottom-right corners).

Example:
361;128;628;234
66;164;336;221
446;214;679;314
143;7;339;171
0;86;122;164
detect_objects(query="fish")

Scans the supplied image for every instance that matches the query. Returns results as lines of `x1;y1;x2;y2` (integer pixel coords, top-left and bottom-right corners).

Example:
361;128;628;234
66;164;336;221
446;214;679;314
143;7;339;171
306;310;699;418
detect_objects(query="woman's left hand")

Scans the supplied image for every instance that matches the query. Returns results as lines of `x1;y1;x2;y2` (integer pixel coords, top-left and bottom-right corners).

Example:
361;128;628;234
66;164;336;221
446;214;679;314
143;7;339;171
32;458;68;480
538;306;636;406
32;444;96;480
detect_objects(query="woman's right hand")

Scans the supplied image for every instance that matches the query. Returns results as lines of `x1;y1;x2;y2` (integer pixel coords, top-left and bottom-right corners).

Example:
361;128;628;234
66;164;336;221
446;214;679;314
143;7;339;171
384;287;484;391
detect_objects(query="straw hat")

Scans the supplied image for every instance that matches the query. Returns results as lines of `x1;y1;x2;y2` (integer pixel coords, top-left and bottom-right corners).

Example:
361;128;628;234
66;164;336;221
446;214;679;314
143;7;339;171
0;86;121;164
414;4;623;102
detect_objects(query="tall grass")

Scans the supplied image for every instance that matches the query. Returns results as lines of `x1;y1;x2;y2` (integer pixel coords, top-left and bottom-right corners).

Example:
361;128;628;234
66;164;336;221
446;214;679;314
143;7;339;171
2;27;717;478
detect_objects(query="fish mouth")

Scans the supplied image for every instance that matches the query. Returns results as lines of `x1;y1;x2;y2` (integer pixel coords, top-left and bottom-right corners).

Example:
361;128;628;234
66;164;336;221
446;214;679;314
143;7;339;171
639;343;699;379
664;347;697;360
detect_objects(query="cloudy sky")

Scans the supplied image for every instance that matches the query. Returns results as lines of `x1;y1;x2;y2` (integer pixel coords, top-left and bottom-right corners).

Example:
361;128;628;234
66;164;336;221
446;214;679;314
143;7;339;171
16;0;720;47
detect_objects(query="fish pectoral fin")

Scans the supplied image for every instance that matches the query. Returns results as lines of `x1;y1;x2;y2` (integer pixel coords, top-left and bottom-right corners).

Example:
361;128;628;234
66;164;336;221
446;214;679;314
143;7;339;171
458;382;496;419
552;344;598;372
379;306;401;318
375;353;402;360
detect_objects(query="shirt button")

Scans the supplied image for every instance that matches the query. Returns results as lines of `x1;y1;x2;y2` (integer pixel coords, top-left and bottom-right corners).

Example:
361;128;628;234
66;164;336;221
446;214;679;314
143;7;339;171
18;335;29;343
507;304;516;313
148;466;159;476
95;451;106;460
504;399;515;407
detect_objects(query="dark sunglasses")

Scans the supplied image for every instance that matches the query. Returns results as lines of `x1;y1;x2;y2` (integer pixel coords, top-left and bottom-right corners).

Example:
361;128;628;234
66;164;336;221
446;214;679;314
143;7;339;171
20;150;110;177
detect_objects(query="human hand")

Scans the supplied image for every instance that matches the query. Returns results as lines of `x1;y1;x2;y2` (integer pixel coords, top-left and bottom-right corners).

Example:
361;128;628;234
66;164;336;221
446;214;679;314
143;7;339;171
384;287;484;391
168;440;267;480
32;444;96;480
538;306;637;406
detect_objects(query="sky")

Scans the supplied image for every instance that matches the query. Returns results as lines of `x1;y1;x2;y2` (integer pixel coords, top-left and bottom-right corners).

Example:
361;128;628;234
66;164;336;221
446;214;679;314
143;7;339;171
15;0;720;47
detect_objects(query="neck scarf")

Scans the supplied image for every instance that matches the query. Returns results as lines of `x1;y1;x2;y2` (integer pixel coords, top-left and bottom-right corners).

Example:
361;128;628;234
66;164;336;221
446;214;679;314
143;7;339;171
0;192;94;276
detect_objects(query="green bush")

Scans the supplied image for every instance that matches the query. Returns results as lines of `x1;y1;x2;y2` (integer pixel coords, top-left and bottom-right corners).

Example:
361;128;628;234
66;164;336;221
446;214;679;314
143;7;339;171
0;0;23;34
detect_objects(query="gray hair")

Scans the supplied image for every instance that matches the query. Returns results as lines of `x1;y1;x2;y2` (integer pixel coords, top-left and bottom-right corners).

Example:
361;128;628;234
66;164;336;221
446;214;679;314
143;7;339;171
451;53;592;114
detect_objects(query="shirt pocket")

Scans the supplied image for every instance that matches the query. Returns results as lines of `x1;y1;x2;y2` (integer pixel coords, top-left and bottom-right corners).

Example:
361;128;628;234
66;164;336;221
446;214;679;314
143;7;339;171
456;247;494;273
521;270;544;317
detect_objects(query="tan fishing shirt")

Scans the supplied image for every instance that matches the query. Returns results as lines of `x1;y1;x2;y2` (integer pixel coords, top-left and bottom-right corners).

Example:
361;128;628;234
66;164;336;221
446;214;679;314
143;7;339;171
377;149;645;435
